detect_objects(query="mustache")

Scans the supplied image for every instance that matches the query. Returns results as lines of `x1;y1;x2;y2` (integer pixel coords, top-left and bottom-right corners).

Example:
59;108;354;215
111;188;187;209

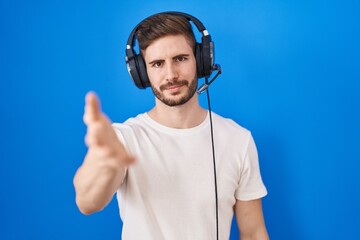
159;80;189;91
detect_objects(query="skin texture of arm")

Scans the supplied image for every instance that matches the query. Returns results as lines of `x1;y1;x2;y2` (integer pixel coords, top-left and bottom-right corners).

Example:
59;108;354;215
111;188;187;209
235;198;269;240
73;92;134;215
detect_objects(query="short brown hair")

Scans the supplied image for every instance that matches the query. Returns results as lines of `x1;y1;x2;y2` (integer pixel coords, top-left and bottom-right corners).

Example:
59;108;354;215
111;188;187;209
136;13;196;52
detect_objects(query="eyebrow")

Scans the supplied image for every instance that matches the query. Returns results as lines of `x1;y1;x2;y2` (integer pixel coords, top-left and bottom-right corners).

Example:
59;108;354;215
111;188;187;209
148;54;190;65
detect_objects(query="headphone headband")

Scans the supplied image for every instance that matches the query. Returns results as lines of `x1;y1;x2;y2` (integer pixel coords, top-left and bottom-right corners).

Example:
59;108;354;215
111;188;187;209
125;11;215;89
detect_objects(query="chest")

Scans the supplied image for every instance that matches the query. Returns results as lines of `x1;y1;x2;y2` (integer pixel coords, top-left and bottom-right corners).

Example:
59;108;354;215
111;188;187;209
124;130;241;209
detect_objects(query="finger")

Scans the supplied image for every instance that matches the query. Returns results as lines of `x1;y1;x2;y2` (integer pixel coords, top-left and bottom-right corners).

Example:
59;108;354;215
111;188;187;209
84;91;102;122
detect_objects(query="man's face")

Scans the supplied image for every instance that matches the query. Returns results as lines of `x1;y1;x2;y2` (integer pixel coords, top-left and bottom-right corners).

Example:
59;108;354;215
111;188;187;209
142;34;197;107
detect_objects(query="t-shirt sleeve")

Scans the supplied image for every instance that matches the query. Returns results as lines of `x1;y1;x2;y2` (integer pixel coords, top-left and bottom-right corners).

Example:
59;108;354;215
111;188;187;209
112;123;127;145
235;133;267;201
112;123;129;184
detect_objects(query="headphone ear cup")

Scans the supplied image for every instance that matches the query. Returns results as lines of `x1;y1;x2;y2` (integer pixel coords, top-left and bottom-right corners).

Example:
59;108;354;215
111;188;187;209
127;56;143;89
135;54;150;88
195;43;204;78
200;36;213;78
126;54;150;89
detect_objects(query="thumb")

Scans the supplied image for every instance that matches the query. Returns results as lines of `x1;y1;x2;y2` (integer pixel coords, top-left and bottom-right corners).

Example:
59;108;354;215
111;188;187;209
84;91;101;122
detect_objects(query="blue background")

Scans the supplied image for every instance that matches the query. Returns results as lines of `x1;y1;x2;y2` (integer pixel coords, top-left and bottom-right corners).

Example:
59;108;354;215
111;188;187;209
1;0;359;239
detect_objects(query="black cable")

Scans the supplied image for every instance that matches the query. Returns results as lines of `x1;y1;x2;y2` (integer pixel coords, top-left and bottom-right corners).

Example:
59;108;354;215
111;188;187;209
205;81;219;240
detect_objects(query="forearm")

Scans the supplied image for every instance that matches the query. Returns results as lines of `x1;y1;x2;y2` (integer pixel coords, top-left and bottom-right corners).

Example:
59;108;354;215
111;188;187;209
73;152;126;215
239;227;269;240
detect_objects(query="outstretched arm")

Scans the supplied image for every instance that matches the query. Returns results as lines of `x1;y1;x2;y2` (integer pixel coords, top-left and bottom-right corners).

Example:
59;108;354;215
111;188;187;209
73;92;134;215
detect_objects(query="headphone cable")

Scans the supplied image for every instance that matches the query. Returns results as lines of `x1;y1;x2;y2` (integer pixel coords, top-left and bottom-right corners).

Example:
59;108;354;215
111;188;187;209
205;80;219;240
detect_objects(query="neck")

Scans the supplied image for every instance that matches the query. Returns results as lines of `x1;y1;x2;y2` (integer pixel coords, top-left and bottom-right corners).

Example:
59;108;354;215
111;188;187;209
148;94;207;129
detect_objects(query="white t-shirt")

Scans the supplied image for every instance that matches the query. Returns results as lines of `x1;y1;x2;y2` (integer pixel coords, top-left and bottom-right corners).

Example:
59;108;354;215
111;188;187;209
113;112;267;240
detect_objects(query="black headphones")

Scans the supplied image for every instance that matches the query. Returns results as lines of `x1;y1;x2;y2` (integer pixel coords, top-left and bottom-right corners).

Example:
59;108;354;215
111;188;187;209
125;11;215;89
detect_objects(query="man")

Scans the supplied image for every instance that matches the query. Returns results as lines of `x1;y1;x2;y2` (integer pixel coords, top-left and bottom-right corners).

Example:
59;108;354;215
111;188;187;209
73;12;269;240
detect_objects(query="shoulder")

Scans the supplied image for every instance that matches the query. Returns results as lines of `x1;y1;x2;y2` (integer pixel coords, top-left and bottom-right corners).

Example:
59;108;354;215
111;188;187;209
211;112;255;153
111;113;148;139
111;113;154;149
212;112;251;136
112;113;146;129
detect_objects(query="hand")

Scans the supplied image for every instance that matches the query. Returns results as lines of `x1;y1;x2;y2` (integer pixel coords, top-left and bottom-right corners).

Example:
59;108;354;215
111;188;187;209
83;91;134;168
73;92;134;214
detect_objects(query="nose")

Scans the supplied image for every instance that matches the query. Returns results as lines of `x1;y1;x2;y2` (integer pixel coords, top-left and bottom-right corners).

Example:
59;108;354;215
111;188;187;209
165;62;179;81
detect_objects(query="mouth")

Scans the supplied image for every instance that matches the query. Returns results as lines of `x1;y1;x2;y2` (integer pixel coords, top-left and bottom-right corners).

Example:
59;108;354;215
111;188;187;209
166;84;183;90
160;81;188;91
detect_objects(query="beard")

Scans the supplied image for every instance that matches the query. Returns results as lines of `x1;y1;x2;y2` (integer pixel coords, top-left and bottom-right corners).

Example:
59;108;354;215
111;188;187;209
150;78;198;107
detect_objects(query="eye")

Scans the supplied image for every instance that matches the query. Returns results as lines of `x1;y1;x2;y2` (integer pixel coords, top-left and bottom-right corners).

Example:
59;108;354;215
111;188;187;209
151;61;163;68
175;56;187;62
